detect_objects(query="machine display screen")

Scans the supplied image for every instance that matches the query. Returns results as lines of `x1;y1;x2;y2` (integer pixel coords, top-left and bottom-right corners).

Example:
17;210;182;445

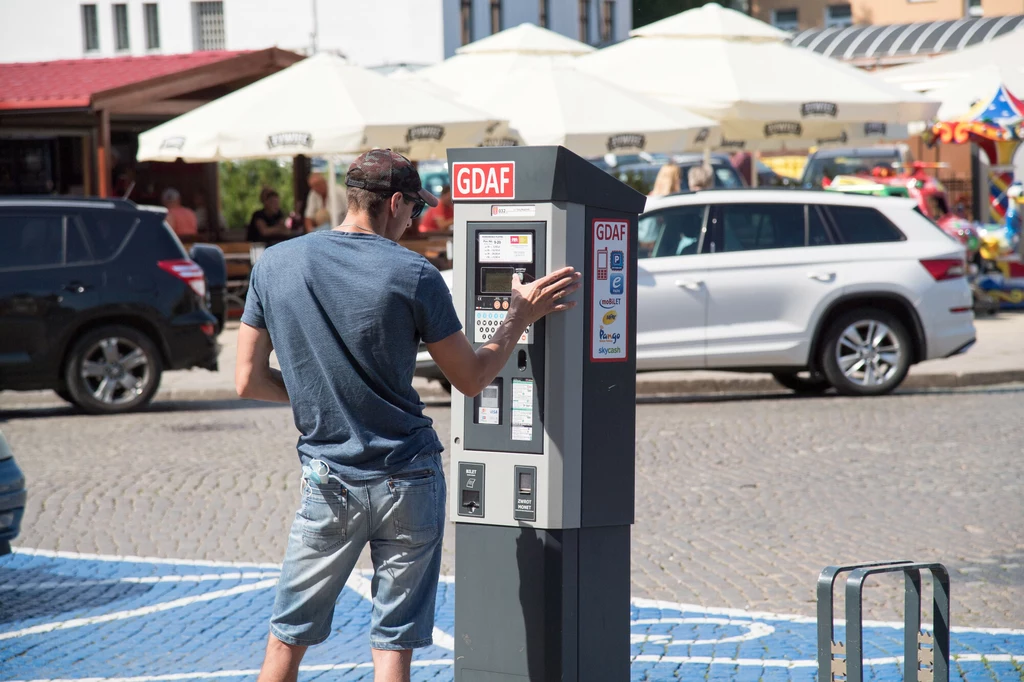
481;268;515;294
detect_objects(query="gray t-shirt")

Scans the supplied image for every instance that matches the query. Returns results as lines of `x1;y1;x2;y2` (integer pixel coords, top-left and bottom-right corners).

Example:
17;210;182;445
241;230;461;480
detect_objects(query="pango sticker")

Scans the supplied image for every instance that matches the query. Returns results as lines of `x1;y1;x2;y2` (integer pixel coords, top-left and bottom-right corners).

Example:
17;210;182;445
452;162;515;200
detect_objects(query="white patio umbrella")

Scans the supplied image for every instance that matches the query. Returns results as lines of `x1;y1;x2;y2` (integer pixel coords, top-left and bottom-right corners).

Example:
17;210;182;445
575;3;939;149
137;52;502;163
412;22;595;92
448;60;718;156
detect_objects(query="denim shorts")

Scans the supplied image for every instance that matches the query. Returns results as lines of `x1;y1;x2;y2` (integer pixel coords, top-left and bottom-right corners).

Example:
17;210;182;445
269;452;446;650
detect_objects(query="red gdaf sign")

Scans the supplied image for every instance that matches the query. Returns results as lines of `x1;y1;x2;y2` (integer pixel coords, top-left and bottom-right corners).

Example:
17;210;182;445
451;161;515;200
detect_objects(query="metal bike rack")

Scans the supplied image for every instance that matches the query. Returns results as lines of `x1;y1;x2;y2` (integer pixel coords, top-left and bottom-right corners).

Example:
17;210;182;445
818;561;951;682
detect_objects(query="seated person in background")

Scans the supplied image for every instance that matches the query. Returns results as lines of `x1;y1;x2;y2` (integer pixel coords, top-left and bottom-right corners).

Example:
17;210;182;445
418;185;454;233
304;173;346;231
247;188;294;245
649;163;681;197
162;188;198;238
194;191;227;239
313;208;332;231
687;164;714;192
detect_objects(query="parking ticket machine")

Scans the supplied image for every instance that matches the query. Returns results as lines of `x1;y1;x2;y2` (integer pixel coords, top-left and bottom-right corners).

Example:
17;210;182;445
448;146;646;681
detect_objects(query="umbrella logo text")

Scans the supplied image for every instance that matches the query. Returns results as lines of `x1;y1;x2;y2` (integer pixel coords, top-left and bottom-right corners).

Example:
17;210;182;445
816;130;848;146
694;128;711;144
764;122;803;138
607;134;646;152
266;132;313;150
159;137;185;151
801;102;839;117
718;136;746;150
406;125;445;143
864;122;887;136
479;137;520;148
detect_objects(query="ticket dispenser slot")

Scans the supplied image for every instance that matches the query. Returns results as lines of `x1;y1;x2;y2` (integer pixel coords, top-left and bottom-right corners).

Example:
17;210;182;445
463;222;546;455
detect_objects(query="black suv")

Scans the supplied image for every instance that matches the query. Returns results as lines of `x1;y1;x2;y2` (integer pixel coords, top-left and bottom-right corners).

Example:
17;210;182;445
0;197;222;414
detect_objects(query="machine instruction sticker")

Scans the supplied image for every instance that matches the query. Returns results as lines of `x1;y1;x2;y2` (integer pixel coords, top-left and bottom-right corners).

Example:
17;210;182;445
479;233;533;263
591;219;629;362
511;379;534;428
511;425;533;441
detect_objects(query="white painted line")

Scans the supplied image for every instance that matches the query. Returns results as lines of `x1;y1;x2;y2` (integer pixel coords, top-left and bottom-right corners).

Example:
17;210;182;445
13;547;282;570
630;597;1024;636
631;617;774;645
0;579;279;641
5;660;454;682
5;572;280;590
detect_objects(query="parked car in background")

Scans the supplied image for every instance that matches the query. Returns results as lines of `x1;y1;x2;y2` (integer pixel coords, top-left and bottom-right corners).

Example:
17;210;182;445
417;190;975;396
609;153;746;193
0;431;25;555
801;145;914;188
0;197;221;414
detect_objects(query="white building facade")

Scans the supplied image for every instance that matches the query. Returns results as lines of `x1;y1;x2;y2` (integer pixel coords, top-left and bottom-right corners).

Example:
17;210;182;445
0;0;632;66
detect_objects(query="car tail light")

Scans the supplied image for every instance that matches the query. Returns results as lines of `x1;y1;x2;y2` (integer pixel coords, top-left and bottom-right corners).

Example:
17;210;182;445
158;259;207;298
200;322;217;336
920;258;965;281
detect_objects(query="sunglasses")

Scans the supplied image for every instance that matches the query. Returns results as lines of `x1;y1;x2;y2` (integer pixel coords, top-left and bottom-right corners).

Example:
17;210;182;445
402;193;427;220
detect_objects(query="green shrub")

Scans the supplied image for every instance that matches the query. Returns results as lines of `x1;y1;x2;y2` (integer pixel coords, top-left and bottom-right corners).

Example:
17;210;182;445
219;159;294;230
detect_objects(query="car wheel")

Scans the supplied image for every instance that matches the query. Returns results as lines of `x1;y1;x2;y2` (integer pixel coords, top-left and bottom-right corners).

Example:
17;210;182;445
64;325;162;415
771;371;831;394
820;309;911;397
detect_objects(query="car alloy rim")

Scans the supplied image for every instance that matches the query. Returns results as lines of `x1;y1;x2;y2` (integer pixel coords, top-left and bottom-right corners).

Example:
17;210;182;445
835;320;902;387
79;337;151;405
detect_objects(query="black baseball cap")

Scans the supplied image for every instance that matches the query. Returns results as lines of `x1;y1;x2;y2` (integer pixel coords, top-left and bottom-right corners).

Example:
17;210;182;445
345;149;438;207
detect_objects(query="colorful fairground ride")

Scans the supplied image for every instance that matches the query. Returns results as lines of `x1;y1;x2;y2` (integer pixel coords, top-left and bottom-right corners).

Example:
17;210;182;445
926;83;1024;309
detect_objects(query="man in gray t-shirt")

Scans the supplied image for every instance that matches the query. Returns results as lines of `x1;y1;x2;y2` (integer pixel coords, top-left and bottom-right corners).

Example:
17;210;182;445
236;149;580;682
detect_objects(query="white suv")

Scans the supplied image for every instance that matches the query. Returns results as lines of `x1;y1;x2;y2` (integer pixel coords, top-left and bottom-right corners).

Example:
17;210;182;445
417;190;976;396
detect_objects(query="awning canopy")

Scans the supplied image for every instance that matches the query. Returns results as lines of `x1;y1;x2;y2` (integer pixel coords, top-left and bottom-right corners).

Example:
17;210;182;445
790;15;1024;67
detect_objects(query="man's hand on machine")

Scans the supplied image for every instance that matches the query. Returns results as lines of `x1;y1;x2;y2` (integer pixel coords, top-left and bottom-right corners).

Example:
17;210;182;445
508;267;582;325
425;266;581;397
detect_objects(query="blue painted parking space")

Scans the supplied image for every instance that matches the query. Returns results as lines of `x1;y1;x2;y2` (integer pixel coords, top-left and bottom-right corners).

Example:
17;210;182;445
1;549;1021;681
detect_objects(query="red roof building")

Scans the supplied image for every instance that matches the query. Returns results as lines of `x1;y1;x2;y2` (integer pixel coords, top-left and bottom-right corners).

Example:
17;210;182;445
0;48;302;199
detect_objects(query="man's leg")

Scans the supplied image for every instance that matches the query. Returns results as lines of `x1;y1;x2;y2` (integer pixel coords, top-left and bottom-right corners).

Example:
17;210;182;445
257;635;307;682
371;648;413;682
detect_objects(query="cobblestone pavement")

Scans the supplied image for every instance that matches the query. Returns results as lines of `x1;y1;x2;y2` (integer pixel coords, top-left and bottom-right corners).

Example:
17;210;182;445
1;386;1022;679
2;387;1022;627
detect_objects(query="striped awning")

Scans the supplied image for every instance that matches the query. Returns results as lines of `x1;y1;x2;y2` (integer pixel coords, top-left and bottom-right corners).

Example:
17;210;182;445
790;14;1024;63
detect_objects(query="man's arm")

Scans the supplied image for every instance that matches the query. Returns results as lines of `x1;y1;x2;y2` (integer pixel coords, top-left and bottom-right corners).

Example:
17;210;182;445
426;267;580;397
236;322;289;403
253;217;292;238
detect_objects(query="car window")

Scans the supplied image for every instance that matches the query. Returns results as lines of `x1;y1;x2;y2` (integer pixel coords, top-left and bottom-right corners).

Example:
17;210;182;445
65;219;92;264
808;205;833;246
676;163;743;191
77;211;136;260
639;205;706;259
802;154;899;187
0;213;64;269
719;203;805;252
826;205;904;243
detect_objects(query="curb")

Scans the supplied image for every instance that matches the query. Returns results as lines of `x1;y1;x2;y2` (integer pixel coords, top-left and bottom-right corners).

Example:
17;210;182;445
4;370;1024;410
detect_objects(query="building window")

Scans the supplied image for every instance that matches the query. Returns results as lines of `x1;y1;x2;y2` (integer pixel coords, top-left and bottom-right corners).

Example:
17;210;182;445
81;4;99;52
192;1;225;51
112;4;130;50
771;8;798;31
144;3;160;49
579;0;590;42
825;3;852;29
967;0;982;16
601;1;616;42
490;0;502;34
539;0;549;27
461;0;473;45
